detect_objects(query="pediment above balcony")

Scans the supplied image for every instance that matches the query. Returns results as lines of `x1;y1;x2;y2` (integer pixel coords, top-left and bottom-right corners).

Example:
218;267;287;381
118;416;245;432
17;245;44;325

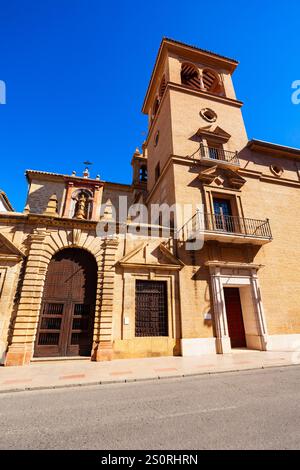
196;125;231;143
198;165;246;189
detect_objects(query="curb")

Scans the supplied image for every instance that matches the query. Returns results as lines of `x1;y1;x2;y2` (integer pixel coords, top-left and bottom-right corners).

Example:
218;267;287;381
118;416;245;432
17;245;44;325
0;362;298;395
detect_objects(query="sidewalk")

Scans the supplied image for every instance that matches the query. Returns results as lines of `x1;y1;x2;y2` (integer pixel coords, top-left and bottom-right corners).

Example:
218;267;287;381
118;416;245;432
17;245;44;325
1;349;299;393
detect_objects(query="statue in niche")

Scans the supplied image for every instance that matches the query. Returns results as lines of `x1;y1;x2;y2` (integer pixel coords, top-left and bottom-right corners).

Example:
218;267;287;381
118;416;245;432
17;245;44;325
74;192;88;219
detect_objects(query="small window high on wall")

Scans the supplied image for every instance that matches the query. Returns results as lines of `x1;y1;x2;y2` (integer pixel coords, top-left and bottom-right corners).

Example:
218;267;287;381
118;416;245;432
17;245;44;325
139;165;148;183
155;162;160;182
152;97;160;118
159;75;167;99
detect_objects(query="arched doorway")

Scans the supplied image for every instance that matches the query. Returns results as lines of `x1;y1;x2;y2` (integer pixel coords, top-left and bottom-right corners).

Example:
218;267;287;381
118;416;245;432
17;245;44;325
34;248;97;358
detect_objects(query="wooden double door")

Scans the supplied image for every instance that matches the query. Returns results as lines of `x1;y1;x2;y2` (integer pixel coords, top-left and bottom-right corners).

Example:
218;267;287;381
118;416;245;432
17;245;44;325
34;248;97;358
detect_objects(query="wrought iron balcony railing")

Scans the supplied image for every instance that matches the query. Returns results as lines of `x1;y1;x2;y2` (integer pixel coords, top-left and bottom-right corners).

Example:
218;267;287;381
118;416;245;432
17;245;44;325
179;211;272;242
199;145;240;166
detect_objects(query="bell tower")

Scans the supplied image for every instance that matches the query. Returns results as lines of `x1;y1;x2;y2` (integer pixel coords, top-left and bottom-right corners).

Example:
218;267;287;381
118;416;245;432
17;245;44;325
142;38;248;205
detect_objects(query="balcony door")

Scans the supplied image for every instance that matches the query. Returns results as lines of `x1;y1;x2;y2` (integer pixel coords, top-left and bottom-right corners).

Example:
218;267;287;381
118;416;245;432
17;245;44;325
213;198;234;232
207;141;225;161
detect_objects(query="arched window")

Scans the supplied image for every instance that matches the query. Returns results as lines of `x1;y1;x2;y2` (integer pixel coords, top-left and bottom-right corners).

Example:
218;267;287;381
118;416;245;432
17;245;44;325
159;75;167;99
139;164;148;183
152;96;160;118
202;69;224;95
181;62;201;90
151;77;166;123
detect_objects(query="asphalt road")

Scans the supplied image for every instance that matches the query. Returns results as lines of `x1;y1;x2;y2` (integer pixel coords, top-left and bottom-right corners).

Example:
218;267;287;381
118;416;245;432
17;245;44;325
0;366;300;450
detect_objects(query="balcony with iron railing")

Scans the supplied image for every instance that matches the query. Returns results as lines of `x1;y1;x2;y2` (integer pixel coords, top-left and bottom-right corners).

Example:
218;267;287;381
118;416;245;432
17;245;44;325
178;211;272;245
199;145;240;167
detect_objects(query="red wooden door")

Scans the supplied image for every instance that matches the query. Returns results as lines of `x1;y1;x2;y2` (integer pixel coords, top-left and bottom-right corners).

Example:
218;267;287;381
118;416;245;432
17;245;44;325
34;248;97;357
223;288;246;348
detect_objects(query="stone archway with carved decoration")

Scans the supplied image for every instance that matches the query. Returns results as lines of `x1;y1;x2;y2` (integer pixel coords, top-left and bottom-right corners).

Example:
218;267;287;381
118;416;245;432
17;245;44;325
5;226;119;366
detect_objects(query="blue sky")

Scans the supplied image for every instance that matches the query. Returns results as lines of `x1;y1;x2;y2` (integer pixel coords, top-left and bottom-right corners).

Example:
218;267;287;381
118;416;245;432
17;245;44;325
0;0;299;211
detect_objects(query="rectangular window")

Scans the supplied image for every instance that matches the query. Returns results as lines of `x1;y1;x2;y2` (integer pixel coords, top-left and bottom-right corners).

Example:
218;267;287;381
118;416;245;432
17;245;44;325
135;280;168;337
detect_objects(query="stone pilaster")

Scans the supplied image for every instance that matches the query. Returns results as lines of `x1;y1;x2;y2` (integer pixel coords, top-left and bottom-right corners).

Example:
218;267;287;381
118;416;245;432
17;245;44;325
62;182;74;218
210;266;231;354
5;229;50;366
250;269;268;351
91;185;103;221
93;237;118;361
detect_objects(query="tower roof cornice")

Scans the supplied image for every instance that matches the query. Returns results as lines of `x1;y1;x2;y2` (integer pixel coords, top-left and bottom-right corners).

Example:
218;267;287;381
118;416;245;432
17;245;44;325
25;170;132;190
247;139;300;160
142;37;239;114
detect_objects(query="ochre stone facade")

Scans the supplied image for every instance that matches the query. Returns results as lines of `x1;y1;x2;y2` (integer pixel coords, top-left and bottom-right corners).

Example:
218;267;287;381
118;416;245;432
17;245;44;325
1;38;300;366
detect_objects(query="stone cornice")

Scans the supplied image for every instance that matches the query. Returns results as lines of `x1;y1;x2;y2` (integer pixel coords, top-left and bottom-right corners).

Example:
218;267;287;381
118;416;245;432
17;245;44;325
0;254;23;262
26;170;102;185
144;82;243;141
26;170;132;192
168;155;300;187
146;154;300;201
168;82;243;108
119;262;182;271
169;155;300;187
205;261;264;270
238;168;300;187
247;139;300;161
26;213;99;230
0;212;27;222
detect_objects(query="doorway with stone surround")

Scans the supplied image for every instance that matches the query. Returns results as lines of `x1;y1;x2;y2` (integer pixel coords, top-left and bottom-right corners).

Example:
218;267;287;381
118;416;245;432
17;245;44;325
223;287;247;348
206;261;269;354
